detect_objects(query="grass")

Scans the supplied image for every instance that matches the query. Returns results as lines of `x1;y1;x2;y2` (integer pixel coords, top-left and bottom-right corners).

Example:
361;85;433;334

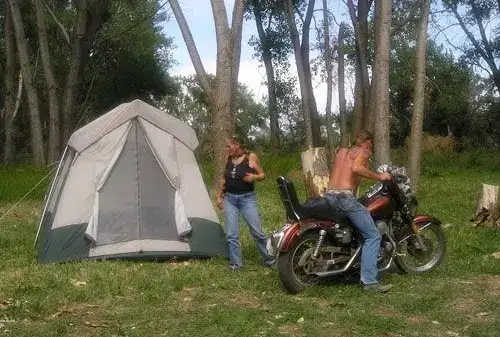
0;150;499;336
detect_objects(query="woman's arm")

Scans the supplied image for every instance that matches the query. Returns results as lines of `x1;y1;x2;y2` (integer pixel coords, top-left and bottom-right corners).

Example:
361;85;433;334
244;153;265;182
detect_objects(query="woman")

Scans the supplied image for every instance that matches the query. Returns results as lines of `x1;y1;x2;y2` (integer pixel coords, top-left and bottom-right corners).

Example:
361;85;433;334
216;135;275;271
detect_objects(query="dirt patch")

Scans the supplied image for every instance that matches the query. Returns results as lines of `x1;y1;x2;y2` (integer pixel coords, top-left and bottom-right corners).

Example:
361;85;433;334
407;315;427;324
376;307;400;317
278;323;302;337
230;291;261;309
450;297;481;314
473;275;500;298
47;302;100;321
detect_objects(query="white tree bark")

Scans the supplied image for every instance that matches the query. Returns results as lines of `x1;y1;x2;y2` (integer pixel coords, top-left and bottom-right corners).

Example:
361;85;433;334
7;0;46;165
408;0;431;189
370;0;392;164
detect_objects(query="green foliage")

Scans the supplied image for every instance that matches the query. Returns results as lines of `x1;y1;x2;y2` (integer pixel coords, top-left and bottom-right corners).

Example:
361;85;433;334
78;0;176;120
0;151;499;336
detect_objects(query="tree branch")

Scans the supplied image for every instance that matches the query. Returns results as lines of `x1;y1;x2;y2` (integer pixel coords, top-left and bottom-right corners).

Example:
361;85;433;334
169;0;212;95
469;0;498;71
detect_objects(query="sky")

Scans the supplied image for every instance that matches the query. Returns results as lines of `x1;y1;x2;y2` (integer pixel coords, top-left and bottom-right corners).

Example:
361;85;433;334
160;1;481;116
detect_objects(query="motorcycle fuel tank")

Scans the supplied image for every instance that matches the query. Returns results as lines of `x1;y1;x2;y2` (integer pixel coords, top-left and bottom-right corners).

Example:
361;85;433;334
364;195;396;218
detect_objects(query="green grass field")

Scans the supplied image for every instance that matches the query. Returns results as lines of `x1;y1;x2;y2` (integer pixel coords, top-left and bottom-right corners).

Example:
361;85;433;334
0;151;499;337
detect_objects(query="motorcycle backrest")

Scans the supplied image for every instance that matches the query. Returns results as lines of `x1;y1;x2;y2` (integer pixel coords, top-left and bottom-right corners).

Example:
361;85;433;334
276;176;302;221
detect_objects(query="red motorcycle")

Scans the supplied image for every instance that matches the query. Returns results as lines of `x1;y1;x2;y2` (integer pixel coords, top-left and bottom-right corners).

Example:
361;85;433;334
267;165;446;294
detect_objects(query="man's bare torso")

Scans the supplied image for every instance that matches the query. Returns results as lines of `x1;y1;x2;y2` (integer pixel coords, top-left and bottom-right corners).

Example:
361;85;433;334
328;147;366;191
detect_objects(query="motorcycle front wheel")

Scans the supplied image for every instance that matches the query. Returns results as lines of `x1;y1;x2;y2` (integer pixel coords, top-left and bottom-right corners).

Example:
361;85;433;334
277;231;330;294
395;222;446;273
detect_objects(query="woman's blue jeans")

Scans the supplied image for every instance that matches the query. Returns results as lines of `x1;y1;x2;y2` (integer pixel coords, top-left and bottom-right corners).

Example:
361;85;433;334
324;192;382;285
224;191;273;268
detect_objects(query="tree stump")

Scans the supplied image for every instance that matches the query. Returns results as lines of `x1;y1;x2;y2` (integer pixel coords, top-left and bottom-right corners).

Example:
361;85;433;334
301;147;330;199
472;183;500;228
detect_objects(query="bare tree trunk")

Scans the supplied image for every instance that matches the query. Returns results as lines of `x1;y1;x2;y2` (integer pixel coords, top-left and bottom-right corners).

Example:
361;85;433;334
408;0;431;189
348;0;372;131
371;0;392;164
338;22;349;147
34;0;60;163
7;0;45;165
61;0;108;143
353;63;364;138
284;0;313;148
301;0;321;146
253;0;280;154
322;0;334;153
3;8;17;164
170;0;245;192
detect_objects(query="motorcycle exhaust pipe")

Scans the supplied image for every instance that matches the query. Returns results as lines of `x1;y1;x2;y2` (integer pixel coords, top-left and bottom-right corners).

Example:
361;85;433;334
314;246;362;277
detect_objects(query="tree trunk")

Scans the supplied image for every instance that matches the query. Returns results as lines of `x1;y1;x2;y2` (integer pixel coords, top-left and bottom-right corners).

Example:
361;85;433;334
348;0;372;131
322;0;334;154
301;147;330;199
284;0;313;148
301;0;321;146
34;0;60;163
7;0;45;165
170;0;245;192
338;22;349;148
408;0;431;189
353;63;364;138
252;0;280;154
61;0;108;143
473;184;500;228
3;8;17;164
370;0;392;164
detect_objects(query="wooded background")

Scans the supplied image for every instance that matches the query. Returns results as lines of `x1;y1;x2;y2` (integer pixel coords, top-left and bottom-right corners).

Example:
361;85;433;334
0;0;499;193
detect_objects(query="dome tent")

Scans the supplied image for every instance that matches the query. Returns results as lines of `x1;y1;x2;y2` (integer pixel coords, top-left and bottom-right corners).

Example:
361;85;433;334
35;99;228;263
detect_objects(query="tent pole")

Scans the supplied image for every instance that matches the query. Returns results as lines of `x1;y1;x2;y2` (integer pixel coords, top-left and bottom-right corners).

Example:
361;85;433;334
33;145;69;247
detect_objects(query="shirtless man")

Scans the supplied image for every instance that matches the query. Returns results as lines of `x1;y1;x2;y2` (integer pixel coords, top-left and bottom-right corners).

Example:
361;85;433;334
325;130;393;293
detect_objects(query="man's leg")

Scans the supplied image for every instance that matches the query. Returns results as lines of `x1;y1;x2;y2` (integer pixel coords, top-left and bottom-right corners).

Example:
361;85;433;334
240;192;274;267
337;195;391;292
224;193;243;269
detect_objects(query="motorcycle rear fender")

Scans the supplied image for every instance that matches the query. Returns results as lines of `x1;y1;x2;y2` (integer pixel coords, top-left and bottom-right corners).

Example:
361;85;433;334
412;214;441;232
279;221;325;252
413;214;441;226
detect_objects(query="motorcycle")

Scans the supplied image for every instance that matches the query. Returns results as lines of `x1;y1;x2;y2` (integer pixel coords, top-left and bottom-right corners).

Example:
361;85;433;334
267;164;447;294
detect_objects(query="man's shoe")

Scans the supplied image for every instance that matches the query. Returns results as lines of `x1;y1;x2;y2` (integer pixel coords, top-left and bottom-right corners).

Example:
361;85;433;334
264;258;276;269
363;283;393;293
228;265;242;272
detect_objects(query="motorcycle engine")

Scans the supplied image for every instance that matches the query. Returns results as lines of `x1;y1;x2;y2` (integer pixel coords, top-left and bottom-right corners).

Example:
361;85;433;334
332;224;352;244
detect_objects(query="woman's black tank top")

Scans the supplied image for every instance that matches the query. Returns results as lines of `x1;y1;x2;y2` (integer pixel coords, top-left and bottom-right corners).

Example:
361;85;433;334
224;155;256;194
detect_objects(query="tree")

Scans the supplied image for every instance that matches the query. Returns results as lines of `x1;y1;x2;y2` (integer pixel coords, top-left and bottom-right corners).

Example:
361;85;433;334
6;0;45;165
370;0;392;164
338;21;349;147
34;0;60;163
321;0;336;152
284;0;321;148
245;0;287;154
61;0;109;143
169;0;245;192
408;0;431;189
443;0;500;94
347;0;372;134
3;5;18;164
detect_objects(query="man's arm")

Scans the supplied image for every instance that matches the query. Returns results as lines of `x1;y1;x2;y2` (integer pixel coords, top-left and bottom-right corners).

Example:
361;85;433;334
352;150;390;181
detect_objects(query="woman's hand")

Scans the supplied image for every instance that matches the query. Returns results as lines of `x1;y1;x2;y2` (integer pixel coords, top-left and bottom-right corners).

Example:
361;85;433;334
217;196;224;210
243;173;258;183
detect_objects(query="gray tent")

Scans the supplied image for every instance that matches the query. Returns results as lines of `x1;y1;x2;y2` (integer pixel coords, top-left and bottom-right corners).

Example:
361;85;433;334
35;99;228;263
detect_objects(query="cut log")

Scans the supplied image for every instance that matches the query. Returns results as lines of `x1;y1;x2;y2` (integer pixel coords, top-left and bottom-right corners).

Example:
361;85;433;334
472;183;500;228
301;147;330;199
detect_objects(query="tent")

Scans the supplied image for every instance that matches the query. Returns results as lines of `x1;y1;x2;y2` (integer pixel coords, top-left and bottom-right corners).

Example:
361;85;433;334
35;99;228;263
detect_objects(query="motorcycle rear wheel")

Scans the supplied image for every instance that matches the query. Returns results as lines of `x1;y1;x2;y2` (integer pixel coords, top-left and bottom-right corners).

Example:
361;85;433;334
395;222;446;273
277;231;331;294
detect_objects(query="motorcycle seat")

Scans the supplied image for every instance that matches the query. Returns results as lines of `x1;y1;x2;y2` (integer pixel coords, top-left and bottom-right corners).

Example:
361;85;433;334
276;176;348;222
